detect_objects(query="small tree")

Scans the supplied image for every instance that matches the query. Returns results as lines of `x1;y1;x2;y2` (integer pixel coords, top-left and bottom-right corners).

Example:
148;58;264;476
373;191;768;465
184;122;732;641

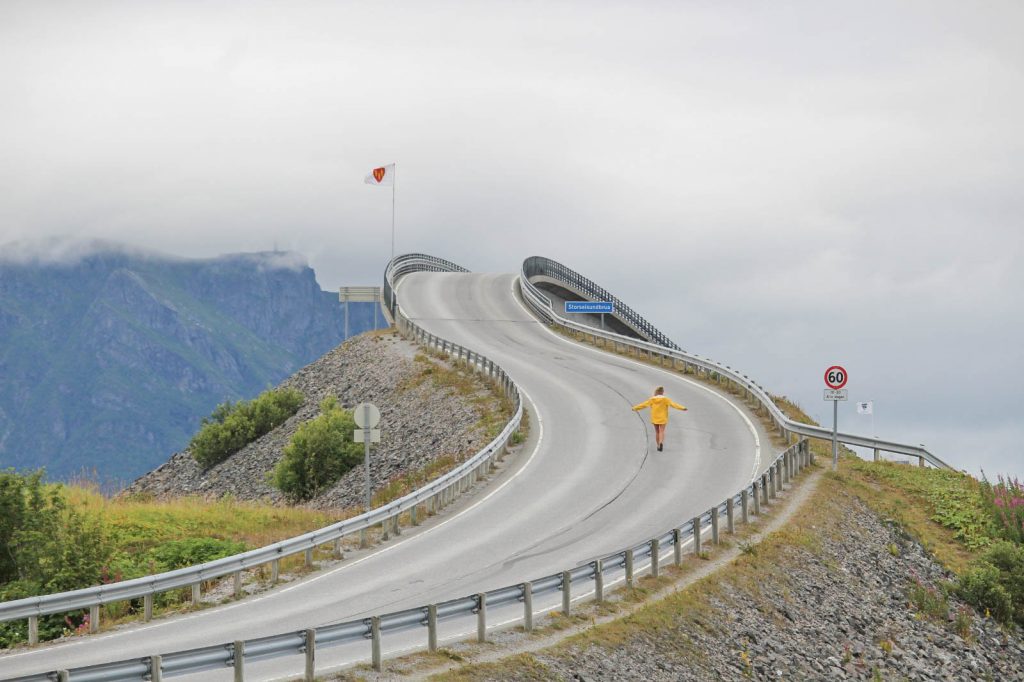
272;397;362;502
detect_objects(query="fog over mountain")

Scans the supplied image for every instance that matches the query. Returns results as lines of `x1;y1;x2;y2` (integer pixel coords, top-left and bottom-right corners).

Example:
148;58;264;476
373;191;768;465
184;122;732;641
0;242;376;484
1;2;1020;478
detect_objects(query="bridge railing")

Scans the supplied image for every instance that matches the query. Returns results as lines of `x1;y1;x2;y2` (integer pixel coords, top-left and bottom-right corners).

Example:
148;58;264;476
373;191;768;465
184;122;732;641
0;255;522;646
519;256;951;470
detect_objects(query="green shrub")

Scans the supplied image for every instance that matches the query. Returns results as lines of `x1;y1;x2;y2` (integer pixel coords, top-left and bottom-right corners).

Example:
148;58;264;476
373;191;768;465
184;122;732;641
147;537;248;571
0;470;112;647
190;388;304;469
272;397;362;502
957;541;1024;626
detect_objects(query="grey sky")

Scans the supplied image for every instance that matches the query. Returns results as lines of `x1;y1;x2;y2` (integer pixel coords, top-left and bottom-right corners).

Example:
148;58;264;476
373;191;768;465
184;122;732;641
2;1;1022;478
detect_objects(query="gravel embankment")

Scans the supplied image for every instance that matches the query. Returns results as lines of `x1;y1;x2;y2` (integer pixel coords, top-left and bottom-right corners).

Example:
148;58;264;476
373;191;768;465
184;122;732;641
527;491;1024;681
122;332;500;510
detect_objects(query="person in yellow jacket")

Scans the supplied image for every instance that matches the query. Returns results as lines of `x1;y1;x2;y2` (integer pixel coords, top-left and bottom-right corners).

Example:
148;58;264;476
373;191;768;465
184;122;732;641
632;386;687;451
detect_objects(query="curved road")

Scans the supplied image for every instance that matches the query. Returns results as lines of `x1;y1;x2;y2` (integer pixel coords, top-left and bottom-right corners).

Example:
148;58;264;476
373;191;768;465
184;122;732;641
1;271;776;680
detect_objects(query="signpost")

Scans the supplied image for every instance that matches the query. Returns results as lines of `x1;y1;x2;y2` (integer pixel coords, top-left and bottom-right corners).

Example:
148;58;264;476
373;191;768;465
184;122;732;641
823;366;848;471
353;402;381;548
564;300;614;330
339;286;383;338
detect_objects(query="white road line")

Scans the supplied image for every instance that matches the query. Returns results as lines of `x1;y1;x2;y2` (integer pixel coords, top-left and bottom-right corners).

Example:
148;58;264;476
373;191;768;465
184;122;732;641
2;352;548;660
511;276;762;482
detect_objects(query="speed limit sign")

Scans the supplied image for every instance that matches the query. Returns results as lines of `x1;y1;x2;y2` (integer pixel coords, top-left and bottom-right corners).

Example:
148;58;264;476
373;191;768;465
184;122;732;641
824;365;848;389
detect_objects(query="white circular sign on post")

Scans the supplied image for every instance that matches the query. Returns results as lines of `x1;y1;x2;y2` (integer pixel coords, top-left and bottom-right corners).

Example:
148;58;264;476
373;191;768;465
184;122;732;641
824;365;848;390
352;402;381;429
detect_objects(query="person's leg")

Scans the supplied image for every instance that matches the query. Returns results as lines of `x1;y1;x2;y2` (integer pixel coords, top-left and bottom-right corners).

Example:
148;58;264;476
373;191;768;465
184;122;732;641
654;423;665;449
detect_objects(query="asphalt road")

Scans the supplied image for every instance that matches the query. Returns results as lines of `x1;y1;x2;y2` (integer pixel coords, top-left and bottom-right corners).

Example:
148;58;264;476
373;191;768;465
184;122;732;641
1;271;776;680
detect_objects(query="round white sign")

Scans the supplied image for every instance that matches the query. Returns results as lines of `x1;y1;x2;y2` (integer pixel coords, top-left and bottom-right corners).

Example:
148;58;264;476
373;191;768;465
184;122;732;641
352;402;381;429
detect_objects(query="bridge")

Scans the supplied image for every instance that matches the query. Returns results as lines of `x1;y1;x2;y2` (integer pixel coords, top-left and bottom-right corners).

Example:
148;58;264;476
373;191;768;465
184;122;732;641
0;254;947;681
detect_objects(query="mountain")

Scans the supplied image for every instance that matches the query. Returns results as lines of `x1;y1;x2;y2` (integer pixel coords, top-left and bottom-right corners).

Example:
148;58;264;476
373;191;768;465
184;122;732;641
0;240;380;485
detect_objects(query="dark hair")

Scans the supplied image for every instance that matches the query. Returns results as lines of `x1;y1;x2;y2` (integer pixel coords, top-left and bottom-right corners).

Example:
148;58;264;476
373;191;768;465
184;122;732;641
655;386;664;395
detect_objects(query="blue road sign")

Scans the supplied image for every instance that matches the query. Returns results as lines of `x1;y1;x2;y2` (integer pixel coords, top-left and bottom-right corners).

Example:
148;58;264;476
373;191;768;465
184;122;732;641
565;301;614;314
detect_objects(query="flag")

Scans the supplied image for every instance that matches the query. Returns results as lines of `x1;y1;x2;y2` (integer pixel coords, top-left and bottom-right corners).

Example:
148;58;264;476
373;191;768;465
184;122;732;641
364;164;395;186
857;401;873;415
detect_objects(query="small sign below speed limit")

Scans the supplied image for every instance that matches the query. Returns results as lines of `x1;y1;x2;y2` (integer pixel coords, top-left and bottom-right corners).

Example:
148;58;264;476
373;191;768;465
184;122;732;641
824;365;848;390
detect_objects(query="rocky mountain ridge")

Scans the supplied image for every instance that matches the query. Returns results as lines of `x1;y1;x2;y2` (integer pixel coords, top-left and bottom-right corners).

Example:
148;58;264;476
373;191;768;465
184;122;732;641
0;242;379;484
124;332;499;510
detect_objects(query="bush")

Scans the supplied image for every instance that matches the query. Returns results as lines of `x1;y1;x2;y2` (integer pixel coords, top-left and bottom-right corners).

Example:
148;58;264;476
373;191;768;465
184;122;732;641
272;397;362;502
147;538;248;571
957;541;1024;626
0;470;112;647
190;388;304;469
982;475;1024;544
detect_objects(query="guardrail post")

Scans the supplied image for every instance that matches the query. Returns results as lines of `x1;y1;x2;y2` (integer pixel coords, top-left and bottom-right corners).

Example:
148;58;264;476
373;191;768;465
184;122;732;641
233;571;242;598
711;508;719;545
271;559;280;583
727;498;735;533
741;490;750;523
873;447;880;462
57;672;69;682
305;548;313;568
151;654;163;682
762;474;770;504
304;628;316;681
673;528;682;565
625;549;635;587
477;593;487;642
90;603;100;633
334;537;344;559
523;582;534;631
918;455;925;467
411;504;419;526
769;468;778;499
428;604;438;652
561;571;571;615
807;439;814;465
233;640;245;682
753;482;762;516
783;452;790;484
692;518;702;556
359;529;368;549
777;459;784;490
382;516;390;542
393;514;401;537
191;583;201;606
650;539;660;577
28;615;37;645
594;561;604;602
371;616;382;671
144;593;154;621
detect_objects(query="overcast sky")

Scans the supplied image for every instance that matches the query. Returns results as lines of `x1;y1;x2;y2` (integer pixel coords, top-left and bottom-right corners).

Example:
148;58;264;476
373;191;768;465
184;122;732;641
2;1;1021;479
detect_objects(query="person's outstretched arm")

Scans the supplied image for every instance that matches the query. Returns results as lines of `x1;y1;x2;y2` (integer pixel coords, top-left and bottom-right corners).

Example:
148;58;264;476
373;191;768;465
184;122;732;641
670;400;687;411
633;398;653;411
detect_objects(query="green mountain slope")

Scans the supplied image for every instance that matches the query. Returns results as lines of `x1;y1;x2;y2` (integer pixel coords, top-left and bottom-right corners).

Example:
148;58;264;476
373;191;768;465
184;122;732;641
0;243;380;485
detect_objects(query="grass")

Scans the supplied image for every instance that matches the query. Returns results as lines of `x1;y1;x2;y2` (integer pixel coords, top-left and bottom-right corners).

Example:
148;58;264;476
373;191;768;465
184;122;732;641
75;485;342;552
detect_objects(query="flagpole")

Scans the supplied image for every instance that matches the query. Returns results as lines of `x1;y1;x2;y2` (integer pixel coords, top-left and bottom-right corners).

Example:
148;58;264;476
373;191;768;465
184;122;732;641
390;164;396;314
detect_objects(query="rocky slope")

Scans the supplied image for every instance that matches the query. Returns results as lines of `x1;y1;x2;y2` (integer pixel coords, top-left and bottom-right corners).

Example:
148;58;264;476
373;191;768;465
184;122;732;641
0;240;380;484
458;479;1024;682
124;332;502;510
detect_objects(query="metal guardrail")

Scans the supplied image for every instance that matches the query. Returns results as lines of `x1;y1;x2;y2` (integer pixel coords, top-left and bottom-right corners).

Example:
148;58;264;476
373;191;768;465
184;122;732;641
4;253;939;680
8;435;813;681
0;255;522;638
522;255;681;350
519;256;952;470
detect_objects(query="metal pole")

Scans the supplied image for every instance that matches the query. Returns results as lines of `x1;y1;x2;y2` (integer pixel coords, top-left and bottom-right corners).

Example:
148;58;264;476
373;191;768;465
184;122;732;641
832;398;839;471
344;299;349;340
364;405;372;512
390;170;396;313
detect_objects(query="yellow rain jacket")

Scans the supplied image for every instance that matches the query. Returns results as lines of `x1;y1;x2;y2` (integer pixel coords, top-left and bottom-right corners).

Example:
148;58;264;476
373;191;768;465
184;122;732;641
632;395;687;425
